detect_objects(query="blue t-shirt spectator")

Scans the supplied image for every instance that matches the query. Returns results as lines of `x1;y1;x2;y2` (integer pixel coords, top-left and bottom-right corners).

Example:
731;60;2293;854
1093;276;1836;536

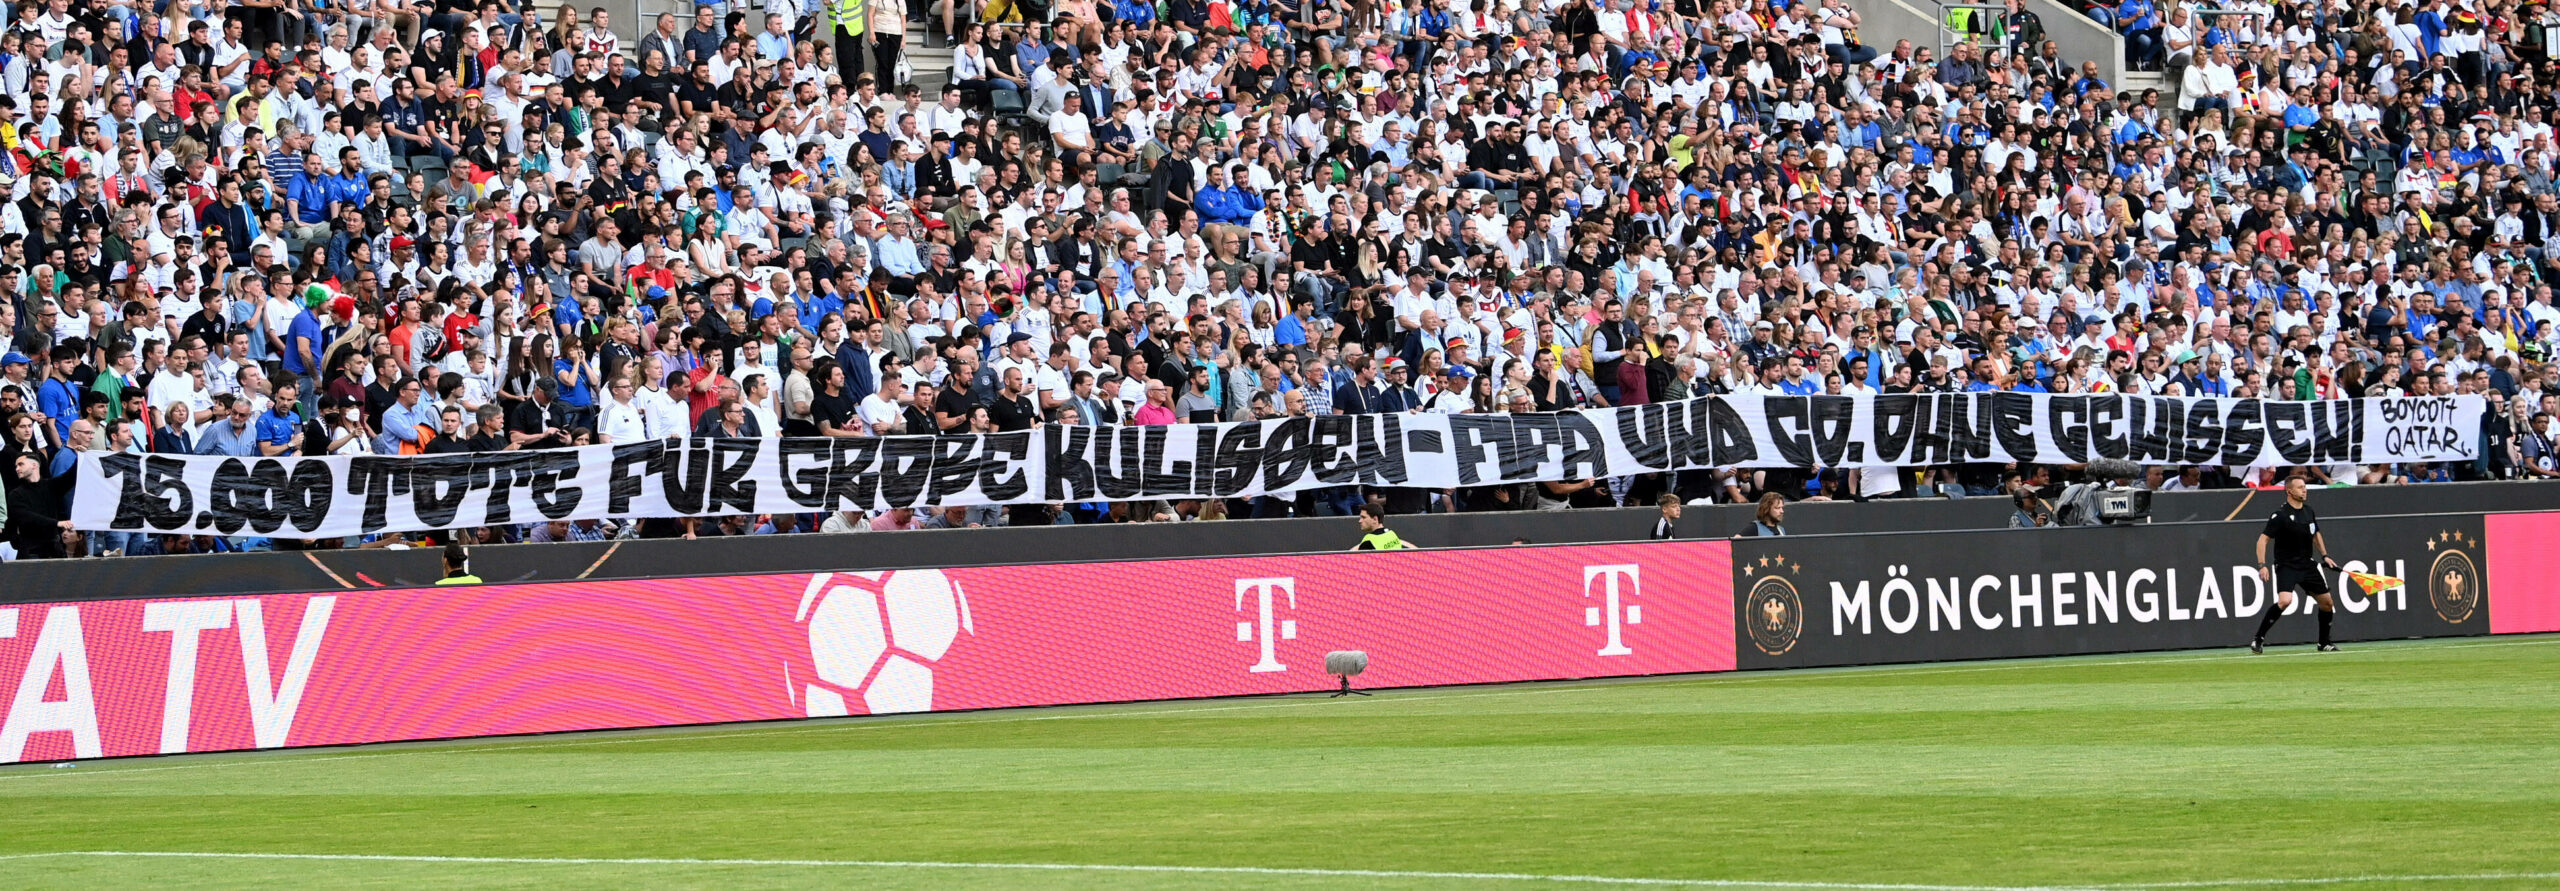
553;297;585;335
1015;38;1050;76
287;174;333;225
197;417;261;457
283;308;325;377
257;406;301;455
37;377;79;440
555;357;595;408
2115;0;2156;31
332;172;372;209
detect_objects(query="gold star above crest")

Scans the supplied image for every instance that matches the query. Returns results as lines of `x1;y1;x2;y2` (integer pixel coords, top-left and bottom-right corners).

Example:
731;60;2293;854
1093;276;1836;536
2427;540;2437;550
1744;565;1756;576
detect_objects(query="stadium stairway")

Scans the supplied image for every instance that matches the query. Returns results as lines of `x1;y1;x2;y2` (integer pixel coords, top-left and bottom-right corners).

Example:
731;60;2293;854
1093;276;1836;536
2123;69;2172;104
608;3;952;91
904;20;956;93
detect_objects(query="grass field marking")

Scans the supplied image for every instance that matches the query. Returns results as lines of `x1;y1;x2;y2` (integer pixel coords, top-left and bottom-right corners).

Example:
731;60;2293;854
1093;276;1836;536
5;635;2553;785
0;696;1371;784
0;851;2096;890
9;853;2555;890
13;852;2560;889
2103;873;2560;888
388;633;2559;753
351;633;2560;754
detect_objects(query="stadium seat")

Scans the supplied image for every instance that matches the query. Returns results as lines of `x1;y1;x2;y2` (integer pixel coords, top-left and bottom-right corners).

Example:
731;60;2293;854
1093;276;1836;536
991;89;1028;131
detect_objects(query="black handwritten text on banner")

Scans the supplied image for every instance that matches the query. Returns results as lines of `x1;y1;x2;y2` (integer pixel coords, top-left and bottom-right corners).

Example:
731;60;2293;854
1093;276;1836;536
75;394;2485;538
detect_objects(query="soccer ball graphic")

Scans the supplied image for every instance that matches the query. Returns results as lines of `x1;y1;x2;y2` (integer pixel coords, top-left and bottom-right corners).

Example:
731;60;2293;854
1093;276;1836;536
793;570;975;716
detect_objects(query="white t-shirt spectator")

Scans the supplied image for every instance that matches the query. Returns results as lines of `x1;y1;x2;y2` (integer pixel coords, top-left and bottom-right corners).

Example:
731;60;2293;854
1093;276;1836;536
1051;109;1094;151
637;386;690;438
857;391;903;433
599;397;648;443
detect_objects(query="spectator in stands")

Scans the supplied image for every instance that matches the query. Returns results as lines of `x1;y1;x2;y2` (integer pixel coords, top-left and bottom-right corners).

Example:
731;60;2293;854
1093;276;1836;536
198;397;263;458
512;380;577;449
0;0;2547;558
1747;493;1790;537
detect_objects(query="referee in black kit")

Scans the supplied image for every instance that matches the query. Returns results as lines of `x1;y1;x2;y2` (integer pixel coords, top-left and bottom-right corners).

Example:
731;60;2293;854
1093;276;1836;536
2250;476;2345;654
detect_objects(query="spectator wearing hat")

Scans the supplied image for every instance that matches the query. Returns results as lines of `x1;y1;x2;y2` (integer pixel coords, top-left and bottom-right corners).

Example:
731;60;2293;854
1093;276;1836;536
0;352;36;412
1423;366;1474;413
2166;349;2206;395
1377;358;1422;412
512;378;578;449
1742;319;1785;369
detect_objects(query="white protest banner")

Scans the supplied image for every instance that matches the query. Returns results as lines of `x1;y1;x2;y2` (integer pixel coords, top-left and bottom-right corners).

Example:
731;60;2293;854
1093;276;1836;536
76;393;2484;538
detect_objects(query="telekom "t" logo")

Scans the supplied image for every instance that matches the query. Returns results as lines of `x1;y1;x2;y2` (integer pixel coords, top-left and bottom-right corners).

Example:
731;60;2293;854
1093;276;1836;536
1235;577;1298;673
1584;565;1641;656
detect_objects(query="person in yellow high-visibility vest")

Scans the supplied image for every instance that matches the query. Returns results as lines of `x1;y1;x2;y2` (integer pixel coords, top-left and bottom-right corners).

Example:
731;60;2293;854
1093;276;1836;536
1351;504;1416;550
434;543;483;586
831;0;869;86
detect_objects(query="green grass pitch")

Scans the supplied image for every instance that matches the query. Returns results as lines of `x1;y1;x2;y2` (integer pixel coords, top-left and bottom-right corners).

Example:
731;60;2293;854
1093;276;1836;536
3;635;2557;890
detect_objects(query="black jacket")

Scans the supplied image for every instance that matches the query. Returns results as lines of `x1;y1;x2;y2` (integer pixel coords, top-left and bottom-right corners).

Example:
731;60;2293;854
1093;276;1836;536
1146;152;1196;212
5;471;75;559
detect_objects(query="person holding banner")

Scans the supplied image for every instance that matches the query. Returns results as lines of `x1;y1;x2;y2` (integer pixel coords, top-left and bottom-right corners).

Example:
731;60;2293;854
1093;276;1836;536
2250;475;2344;655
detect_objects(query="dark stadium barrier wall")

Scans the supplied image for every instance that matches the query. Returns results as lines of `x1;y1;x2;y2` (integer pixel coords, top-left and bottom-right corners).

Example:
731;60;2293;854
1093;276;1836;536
1732;514;2512;670
2487;512;2560;635
6;480;2556;604
0;542;1735;764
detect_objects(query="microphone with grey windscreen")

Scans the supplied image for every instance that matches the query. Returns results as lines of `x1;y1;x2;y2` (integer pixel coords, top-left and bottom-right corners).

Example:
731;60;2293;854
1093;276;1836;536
1325;651;1371;697
2082;457;2145;481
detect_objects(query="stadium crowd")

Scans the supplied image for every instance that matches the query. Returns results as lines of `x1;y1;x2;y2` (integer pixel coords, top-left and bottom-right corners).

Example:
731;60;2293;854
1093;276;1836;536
0;0;2555;558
